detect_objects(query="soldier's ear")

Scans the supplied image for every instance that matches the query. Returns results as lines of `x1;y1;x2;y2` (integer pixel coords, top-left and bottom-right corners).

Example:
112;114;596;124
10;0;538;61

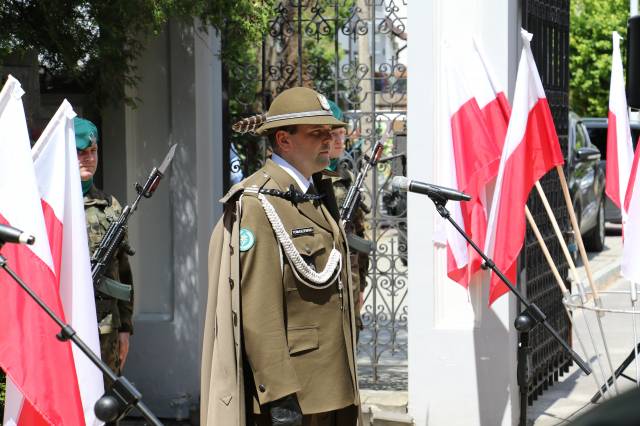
275;130;292;153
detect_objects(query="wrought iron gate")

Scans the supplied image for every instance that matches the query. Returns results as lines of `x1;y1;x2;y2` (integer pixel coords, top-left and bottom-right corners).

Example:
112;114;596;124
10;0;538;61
223;0;408;390
519;0;572;422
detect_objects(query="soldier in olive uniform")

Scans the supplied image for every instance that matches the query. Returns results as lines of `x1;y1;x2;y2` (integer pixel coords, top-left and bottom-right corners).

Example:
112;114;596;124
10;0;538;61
201;87;360;426
325;101;370;340
76;118;134;387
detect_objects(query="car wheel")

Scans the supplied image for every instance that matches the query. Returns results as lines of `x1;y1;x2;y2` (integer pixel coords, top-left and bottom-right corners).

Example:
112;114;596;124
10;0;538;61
584;198;605;252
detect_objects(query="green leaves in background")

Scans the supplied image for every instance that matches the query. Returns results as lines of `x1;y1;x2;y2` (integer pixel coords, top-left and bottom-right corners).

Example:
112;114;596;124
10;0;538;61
570;0;629;117
0;0;274;108
1;369;5;416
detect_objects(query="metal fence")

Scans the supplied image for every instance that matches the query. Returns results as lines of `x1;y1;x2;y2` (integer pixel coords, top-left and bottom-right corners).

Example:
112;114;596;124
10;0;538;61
520;0;572;421
223;0;408;390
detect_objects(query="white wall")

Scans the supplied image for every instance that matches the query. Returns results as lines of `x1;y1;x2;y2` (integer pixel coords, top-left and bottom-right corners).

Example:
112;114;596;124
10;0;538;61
407;1;521;425
101;19;224;418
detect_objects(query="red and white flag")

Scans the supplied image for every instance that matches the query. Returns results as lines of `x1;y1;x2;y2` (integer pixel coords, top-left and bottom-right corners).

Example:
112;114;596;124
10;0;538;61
606;31;634;222
0;77;86;425
441;43;502;286
484;30;565;304
472;39;512;150
622;142;640;283
32;100;104;424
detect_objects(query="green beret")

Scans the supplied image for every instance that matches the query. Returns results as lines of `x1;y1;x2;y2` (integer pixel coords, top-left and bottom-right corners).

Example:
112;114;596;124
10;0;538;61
74;117;98;150
327;99;344;121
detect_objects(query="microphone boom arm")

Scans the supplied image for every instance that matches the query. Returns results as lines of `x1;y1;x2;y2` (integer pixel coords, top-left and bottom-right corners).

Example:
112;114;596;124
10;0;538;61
427;195;592;375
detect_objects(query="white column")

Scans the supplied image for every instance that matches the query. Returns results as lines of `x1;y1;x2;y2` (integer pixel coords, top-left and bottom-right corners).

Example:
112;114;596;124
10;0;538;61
407;1;520;425
102;19;224;417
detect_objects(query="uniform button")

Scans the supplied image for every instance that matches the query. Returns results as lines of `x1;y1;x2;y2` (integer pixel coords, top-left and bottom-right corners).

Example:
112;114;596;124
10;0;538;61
304;245;311;254
258;384;266;392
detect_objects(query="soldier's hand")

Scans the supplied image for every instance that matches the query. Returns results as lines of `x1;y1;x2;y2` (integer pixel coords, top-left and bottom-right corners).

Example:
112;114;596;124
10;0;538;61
269;394;302;426
118;332;130;369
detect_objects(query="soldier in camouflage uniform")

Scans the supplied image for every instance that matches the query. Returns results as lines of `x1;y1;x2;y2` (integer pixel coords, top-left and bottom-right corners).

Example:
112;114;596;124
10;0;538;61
326;101;370;339
76;117;134;388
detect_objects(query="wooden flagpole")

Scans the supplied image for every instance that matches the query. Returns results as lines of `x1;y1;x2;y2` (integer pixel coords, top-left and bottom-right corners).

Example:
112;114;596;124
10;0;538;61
547;166;619;393
525;206;607;397
555;165;599;298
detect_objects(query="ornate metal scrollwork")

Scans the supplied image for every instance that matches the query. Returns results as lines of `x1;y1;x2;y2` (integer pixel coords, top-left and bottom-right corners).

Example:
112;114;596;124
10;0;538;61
225;0;408;389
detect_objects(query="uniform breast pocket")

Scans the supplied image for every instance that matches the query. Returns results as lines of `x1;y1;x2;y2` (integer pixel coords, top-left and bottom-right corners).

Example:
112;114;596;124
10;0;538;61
291;234;327;272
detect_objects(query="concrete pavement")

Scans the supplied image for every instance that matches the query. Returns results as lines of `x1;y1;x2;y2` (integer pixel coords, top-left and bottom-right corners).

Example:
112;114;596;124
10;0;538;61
529;232;640;425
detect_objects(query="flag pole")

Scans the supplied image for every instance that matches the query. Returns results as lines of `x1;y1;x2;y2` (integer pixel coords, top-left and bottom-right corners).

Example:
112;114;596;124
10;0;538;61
0;252;164;426
534;182;581;285
555;165;620;393
556;166;600;297
525;206;606;398
429;196;591;374
533;181;616;394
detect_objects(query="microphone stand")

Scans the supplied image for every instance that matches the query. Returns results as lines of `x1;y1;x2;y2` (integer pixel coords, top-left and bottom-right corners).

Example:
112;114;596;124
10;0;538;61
0;245;163;426
427;194;592;375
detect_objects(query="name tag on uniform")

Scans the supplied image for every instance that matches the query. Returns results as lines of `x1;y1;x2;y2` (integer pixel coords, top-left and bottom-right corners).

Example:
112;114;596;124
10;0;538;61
292;227;314;237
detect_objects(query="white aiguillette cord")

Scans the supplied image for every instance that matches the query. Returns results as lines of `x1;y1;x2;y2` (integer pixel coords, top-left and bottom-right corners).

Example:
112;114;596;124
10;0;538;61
245;188;342;289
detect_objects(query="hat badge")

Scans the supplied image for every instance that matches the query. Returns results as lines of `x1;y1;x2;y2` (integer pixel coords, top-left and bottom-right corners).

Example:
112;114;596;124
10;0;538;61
89;132;97;144
317;93;331;111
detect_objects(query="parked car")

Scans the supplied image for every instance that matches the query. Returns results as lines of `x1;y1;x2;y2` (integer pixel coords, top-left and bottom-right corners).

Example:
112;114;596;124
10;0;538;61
581;117;640;223
567;112;606;252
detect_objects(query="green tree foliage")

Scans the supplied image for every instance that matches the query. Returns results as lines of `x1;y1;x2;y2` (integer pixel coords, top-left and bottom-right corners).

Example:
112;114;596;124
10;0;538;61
228;1;354;175
570;0;629;116
1;369;4;416
0;0;274;108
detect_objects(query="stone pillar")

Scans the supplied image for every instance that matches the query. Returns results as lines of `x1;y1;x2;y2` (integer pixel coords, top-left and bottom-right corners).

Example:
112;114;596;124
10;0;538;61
407;1;520;425
100;18;224;419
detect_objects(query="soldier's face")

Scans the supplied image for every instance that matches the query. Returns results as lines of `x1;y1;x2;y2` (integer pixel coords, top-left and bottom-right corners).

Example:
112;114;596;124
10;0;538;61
278;124;333;177
77;142;98;181
329;127;346;159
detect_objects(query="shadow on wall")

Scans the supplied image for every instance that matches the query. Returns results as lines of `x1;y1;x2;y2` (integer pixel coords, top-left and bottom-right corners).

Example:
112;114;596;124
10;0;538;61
473;280;513;425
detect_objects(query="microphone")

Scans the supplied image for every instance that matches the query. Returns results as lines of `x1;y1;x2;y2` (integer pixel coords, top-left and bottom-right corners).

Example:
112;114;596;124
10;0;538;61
0;223;35;245
391;176;471;202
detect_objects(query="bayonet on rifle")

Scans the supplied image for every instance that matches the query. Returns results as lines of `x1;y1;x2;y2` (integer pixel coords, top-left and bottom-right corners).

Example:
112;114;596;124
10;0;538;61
90;144;177;289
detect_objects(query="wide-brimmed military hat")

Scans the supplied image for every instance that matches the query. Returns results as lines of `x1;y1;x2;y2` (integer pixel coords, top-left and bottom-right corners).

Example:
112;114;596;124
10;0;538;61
252;87;346;135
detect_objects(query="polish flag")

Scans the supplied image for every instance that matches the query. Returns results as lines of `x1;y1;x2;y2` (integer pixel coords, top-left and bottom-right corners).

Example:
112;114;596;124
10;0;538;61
484;30;565;304
32;100;104;424
442;43;502;286
472;39;512;149
0;77;86;425
605;31;634;221
622;143;640;283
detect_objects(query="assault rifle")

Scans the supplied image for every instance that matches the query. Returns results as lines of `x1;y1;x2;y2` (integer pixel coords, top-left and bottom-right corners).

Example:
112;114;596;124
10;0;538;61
339;137;385;227
91;145;177;291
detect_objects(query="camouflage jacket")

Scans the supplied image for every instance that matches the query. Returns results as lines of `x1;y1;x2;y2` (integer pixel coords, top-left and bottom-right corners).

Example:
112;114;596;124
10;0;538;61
84;185;134;334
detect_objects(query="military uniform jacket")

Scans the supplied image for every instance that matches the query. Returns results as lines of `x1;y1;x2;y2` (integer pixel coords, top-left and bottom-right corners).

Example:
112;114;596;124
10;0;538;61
84;185;134;333
201;159;360;425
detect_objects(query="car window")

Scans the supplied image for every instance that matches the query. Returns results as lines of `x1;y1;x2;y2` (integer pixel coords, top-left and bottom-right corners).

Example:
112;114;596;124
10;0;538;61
632;127;640;151
584;122;639;160
575;124;586;150
586;126;607;159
